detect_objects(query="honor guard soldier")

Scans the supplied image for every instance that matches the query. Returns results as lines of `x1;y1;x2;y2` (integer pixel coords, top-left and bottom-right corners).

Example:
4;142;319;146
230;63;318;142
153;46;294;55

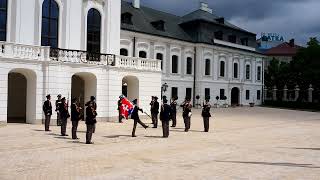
160;97;171;138
118;95;124;123
131;99;149;137
181;98;192;132
201;98;212;132
85;101;97;144
149;96;154;124
43;94;52;131
71;98;81;139
86;96;97;133
151;96;160;128
59;97;70;136
170;97;177;127
55;94;62;126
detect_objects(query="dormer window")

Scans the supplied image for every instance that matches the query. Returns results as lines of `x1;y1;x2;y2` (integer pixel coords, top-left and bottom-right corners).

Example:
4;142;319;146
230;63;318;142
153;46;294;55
121;12;133;25
216;17;224;24
241;38;249;46
214;31;223;40
228;35;236;43
151;20;165;31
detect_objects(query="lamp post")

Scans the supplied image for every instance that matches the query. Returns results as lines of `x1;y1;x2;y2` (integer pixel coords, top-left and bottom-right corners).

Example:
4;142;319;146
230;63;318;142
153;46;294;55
161;83;168;99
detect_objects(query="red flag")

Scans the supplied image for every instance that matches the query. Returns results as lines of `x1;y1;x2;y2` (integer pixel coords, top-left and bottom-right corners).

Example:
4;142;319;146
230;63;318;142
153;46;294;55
120;97;134;119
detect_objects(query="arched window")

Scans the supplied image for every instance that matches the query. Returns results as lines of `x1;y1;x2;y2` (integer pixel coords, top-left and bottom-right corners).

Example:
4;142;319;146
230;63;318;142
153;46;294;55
233;63;238;78
120;48;128;56
87;8;101;53
205;59;211;76
172;55;178;74
220;61;225;77
186;57;192;75
139;51;147;58
41;0;59;48
246;64;251;80
156;53;163;70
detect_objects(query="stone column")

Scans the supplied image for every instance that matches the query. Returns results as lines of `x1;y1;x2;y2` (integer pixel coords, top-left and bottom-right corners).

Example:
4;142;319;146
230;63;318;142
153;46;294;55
308;84;314;103
294;85;300;101
282;85;288;101
272;85;277;101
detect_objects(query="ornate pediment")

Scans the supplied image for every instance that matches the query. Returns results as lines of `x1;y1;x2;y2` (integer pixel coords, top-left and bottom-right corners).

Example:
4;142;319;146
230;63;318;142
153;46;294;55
84;0;105;6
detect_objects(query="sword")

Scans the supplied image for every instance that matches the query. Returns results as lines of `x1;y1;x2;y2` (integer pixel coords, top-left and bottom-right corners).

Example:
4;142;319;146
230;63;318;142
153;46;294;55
143;112;152;119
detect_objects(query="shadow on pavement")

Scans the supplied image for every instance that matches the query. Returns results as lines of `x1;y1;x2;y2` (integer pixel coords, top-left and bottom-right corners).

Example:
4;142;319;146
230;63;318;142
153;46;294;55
215;160;320;169
103;135;132;138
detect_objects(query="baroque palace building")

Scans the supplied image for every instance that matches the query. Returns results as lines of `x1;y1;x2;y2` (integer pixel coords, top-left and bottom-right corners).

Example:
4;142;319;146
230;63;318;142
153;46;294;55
0;0;264;125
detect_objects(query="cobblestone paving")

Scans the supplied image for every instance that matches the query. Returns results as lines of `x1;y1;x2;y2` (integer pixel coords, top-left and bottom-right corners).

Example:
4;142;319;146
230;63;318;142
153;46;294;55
0;107;320;180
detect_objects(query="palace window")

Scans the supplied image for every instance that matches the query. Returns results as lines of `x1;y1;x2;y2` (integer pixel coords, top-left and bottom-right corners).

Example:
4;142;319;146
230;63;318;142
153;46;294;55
214;31;223;40
246;90;250;100
186;88;192;100
257;66;262;81
220;89;225;99
171;87;178;99
228;35;236;43
87;8;101;53
186;57;192;75
246;64;251;80
41;0;59;48
0;0;7;41
172;55;178;74
233;63;238;78
220;61;225;77
257;90;261;100
120;48;128;56
121;12;133;25
139;51;147;58
151;20;165;31
156;53;163;70
205;59;211;76
205;88;210;100
241;38;249;46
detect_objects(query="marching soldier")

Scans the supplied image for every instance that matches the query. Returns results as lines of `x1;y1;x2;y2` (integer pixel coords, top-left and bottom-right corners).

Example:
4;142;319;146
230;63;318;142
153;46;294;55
170;97;177;127
160;97;171;138
201;98;212;132
43;94;52;131
149;96;155;124
151;96;159;128
118;95;124;123
59;97;70;136
181;98;192;132
85;101;97;144
55;94;62;126
71;98;81;139
131;99;149;137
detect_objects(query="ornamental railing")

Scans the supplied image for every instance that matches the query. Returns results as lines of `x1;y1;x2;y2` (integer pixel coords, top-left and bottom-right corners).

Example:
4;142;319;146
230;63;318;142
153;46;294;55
115;55;161;71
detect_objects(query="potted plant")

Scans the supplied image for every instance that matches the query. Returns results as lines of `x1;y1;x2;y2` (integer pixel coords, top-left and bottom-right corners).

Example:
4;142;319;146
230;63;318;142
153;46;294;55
222;96;228;108
214;96;219;108
249;98;255;107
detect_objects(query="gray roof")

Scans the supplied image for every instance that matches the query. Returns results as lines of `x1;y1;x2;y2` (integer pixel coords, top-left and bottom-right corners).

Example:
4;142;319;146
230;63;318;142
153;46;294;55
121;1;255;43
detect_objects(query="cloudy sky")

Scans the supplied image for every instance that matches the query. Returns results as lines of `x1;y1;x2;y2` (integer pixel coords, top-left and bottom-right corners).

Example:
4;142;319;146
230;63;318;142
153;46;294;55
127;0;319;45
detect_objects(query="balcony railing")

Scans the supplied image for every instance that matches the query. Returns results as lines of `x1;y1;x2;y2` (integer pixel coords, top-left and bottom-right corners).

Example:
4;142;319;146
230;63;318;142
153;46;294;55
0;41;161;72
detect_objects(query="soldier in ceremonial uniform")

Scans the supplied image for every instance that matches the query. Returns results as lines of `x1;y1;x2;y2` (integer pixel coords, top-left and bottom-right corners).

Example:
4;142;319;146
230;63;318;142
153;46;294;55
71;98;81;139
149;96;154;124
181;98;192;132
59;97;70;136
85;96;97;133
131;99;149;137
118;95;124;123
201;98;212;132
170;97;177;127
151;96;159;128
85;101;97;144
55;94;62;126
160;98;171;138
42;94;52;131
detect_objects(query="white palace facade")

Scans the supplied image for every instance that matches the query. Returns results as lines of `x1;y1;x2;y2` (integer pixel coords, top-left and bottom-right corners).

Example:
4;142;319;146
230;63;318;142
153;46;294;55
0;0;264;125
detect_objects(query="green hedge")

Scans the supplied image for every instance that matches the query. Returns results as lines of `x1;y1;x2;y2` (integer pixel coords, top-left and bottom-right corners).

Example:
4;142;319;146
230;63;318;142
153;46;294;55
263;100;320;111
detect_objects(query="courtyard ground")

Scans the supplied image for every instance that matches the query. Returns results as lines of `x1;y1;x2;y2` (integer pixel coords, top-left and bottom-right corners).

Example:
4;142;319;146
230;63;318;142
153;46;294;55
0;107;320;180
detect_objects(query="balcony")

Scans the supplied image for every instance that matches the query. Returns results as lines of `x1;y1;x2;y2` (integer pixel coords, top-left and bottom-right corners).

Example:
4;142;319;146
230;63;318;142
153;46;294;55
0;42;161;72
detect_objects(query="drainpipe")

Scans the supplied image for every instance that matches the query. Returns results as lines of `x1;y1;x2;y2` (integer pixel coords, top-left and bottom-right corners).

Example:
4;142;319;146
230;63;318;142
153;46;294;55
133;37;136;57
193;47;197;106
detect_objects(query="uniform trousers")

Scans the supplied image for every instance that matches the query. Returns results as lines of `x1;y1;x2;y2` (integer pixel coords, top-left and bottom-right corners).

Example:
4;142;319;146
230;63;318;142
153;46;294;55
183;116;191;132
57;113;62;126
132;118;148;137
171;113;177;127
44;115;51;131
152;113;158;128
161;120;170;137
60;117;68;135
71;121;79;139
86;124;95;143
203;117;210;132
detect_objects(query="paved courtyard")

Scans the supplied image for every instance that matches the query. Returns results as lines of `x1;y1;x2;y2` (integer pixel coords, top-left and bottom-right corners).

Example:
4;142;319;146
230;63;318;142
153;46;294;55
0;107;320;180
